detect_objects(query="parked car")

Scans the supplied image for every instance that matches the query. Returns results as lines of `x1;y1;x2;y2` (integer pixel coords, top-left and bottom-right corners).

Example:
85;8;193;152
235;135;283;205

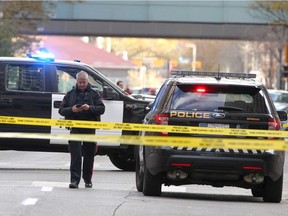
136;71;287;203
0;53;150;171
132;87;159;96
268;89;288;111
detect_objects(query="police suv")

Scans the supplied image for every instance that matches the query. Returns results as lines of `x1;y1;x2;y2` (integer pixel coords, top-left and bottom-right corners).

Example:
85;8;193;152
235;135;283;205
0;53;150;171
136;71;287;203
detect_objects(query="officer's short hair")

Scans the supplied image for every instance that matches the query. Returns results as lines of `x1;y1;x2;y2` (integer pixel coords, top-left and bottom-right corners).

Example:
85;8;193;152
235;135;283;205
76;71;88;80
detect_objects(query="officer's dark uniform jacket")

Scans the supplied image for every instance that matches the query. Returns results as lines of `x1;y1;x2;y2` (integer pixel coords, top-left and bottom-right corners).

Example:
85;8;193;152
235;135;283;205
58;84;105;186
59;84;105;121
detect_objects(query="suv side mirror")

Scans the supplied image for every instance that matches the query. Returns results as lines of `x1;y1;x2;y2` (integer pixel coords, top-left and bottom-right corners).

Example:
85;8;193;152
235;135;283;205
102;86;119;100
277;110;288;121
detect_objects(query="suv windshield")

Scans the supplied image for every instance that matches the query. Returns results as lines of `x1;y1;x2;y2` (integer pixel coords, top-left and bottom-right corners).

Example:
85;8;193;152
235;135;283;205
170;84;268;113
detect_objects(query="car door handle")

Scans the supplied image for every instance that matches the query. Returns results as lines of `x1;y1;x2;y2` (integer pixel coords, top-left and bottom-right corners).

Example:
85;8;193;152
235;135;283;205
0;98;12;105
53;101;62;108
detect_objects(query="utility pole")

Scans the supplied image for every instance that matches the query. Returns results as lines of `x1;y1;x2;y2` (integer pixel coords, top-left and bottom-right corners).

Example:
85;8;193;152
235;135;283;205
277;47;283;90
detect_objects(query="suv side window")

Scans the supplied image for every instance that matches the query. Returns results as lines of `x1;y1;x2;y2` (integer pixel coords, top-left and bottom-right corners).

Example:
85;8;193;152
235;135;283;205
54;66;120;99
57;70;76;93
55;67;104;93
6;64;45;92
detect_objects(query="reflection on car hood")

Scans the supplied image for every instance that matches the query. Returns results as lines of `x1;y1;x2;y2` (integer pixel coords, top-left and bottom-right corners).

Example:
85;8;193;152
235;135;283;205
274;102;288;111
132;94;156;102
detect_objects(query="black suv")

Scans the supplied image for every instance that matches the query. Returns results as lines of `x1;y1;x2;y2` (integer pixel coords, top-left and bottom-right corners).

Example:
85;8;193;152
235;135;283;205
0;54;150;171
135;71;287;203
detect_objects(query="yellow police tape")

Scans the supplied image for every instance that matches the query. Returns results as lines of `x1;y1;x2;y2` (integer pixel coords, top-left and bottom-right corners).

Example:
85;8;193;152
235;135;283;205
1;116;288;137
0;132;287;151
0;115;288;150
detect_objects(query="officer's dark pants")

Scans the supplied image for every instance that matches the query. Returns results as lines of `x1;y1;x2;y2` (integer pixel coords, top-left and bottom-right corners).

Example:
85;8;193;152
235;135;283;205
69;128;96;184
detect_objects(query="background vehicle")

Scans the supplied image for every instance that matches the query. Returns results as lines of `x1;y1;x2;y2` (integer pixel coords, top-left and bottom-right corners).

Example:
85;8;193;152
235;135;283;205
268;89;288;111
132;87;159;96
136;71;287;203
0;54;150;171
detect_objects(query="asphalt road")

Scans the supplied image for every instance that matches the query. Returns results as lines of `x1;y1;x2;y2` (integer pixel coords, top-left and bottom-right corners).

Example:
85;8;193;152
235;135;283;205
0;151;287;216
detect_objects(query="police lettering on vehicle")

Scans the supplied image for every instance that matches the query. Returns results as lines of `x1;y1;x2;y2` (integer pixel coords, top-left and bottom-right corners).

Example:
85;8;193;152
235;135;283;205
170;111;210;118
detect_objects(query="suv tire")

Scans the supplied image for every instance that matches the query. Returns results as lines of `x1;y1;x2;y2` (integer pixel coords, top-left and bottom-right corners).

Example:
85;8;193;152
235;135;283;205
143;161;162;196
109;152;135;171
263;174;283;203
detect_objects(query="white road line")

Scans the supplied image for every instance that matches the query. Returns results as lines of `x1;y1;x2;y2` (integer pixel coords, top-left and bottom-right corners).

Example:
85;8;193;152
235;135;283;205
41;186;53;192
162;186;186;192
32;181;134;191
21;198;38;206
32;181;68;188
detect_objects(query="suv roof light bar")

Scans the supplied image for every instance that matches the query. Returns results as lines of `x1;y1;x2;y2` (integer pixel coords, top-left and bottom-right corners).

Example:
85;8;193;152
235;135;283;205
171;71;256;80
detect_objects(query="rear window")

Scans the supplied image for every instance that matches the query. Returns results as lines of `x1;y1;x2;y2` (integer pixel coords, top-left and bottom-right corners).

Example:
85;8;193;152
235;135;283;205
170;84;268;113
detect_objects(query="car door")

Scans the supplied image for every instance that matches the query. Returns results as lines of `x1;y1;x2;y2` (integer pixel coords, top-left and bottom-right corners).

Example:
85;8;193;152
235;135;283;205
0;61;52;137
49;65;124;145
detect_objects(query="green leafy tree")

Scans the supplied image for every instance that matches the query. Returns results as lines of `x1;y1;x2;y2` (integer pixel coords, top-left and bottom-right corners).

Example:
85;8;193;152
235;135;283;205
0;1;55;56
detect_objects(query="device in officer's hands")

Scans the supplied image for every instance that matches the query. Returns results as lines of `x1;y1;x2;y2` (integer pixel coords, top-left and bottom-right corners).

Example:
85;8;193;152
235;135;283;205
76;104;82;108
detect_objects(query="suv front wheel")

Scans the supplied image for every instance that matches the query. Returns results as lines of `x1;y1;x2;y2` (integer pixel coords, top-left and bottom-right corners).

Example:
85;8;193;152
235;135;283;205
135;148;144;192
108;151;135;171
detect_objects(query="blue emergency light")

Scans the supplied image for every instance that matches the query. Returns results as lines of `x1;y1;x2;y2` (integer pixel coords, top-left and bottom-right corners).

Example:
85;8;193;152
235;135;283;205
27;48;55;62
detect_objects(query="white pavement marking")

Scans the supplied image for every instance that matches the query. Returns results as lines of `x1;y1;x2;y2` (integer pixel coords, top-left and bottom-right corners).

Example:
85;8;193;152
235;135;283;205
31;181;134;191
21;198;38;206
32;181;68;188
41;186;53;192
162;186;186;192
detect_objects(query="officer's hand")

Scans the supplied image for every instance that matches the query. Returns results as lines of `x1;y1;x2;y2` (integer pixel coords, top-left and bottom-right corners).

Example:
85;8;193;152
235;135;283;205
72;105;83;112
81;104;90;111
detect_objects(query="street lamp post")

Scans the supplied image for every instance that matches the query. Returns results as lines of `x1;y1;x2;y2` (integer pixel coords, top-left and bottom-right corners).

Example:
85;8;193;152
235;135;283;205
187;44;197;71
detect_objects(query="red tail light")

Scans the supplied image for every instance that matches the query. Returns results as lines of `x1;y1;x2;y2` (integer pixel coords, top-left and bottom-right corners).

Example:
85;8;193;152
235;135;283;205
171;163;192;167
242;166;262;170
268;118;281;140
196;88;206;93
268;118;280;130
155;113;169;136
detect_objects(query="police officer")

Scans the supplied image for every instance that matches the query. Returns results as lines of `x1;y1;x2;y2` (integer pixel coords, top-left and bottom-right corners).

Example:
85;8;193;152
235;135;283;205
116;80;124;89
59;71;105;189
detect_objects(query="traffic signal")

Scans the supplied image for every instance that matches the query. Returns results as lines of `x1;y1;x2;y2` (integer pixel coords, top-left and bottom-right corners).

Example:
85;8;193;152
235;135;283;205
282;65;288;77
